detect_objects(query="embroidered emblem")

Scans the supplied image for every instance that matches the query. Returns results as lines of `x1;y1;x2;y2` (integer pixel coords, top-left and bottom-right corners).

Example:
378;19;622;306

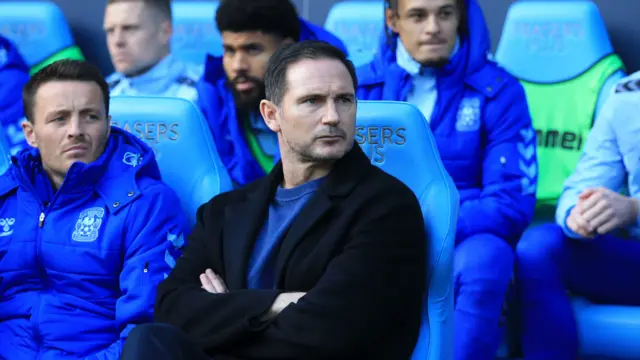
72;207;105;242
518;127;537;196
0;218;15;237
615;79;640;93
122;152;143;167
455;97;481;132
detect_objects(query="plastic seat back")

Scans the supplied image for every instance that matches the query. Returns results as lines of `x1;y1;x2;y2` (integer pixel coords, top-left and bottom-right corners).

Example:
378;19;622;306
109;96;232;226
0;124;13;176
0;1;84;74
495;1;625;206
324;2;384;67
571;297;640;357
356;100;458;360
171;1;220;65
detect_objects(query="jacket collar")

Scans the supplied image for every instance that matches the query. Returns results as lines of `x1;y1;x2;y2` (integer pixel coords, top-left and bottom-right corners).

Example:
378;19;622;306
221;144;371;288
0;127;160;213
116;54;181;94
361;0;490;85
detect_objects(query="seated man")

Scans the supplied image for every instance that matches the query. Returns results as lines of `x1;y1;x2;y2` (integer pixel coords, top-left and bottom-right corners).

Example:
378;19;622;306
104;0;203;101
356;0;537;359
198;0;348;187
0;59;189;359
120;40;426;360
516;72;640;359
0;35;30;154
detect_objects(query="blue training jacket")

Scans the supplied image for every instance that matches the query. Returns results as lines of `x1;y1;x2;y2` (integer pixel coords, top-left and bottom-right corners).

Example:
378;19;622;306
0;127;189;359
0;35;30;154
356;0;537;244
197;19;348;187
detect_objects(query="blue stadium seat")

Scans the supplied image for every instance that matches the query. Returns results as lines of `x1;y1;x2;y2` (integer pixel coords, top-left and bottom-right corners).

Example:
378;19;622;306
572;298;640;358
109;96;232;226
356;101;458;360
0;124;13;176
495;1;625;206
0;2;84;73
171;1;220;65
324;2;385;67
496;3;636;357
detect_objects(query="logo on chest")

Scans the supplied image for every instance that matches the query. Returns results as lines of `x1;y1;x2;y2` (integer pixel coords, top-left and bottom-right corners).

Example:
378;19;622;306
72;207;105;242
0;218;15;237
455;97;482;132
123;152;143;167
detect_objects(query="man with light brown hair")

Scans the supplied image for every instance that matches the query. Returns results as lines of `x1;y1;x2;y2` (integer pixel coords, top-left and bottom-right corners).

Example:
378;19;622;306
103;0;202;101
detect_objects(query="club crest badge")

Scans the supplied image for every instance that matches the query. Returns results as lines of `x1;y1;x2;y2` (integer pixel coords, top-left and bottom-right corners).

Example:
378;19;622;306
72;207;105;242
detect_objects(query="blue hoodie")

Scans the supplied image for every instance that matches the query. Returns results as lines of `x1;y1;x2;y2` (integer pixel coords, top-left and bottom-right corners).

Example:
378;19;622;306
356;0;537;244
0;35;30;154
196;19;348;187
0;127;189;359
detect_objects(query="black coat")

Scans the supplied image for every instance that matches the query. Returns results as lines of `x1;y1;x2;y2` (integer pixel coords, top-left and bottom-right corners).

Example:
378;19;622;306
155;145;428;359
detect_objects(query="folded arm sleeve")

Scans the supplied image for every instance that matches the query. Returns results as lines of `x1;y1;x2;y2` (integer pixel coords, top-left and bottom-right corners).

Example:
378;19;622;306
456;82;537;245
154;197;281;349
85;185;190;360
555;92;626;239
218;190;427;359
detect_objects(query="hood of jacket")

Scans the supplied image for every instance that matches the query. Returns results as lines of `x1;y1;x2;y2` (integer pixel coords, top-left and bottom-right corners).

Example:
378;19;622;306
359;0;491;84
0;126;160;204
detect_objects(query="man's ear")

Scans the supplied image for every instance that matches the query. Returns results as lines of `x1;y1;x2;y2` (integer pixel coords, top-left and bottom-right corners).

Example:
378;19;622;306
259;99;281;133
159;20;172;45
281;37;295;47
106;115;112;138
21;119;37;148
385;8;398;33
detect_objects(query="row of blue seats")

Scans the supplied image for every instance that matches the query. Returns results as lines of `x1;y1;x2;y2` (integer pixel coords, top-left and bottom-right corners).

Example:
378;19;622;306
1;1;638;358
0;96;638;360
0;0;624;82
0;97;458;360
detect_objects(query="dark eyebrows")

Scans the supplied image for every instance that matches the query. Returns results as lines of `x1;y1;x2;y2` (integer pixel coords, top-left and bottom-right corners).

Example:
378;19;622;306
297;91;355;101
79;107;101;114
222;42;264;52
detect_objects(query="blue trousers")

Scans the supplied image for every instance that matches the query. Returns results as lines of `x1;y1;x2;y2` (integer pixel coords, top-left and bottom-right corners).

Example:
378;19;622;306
454;233;514;360
516;223;640;359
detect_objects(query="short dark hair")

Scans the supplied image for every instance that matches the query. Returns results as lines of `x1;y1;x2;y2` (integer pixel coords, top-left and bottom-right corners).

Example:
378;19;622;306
215;0;300;41
264;40;357;105
107;0;172;20
385;0;468;39
23;60;110;122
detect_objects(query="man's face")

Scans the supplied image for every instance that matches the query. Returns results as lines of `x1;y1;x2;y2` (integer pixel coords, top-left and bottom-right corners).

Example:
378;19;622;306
22;81;110;185
387;0;461;67
222;31;289;112
262;58;356;163
104;1;171;76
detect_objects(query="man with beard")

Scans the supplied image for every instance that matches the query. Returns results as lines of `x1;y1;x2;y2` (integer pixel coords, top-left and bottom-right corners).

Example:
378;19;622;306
356;0;536;359
196;0;347;187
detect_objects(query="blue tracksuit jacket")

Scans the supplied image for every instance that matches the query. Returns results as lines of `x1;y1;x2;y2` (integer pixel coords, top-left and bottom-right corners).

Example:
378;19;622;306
356;0;537;244
0;127;189;359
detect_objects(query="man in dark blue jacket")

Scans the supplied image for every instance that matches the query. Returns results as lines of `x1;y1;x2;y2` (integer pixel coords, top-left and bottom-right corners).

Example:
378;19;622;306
0;35;30;154
356;0;537;359
196;0;347;187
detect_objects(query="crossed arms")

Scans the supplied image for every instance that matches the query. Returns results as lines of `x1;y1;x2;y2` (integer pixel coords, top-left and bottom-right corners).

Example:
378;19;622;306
154;191;427;358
